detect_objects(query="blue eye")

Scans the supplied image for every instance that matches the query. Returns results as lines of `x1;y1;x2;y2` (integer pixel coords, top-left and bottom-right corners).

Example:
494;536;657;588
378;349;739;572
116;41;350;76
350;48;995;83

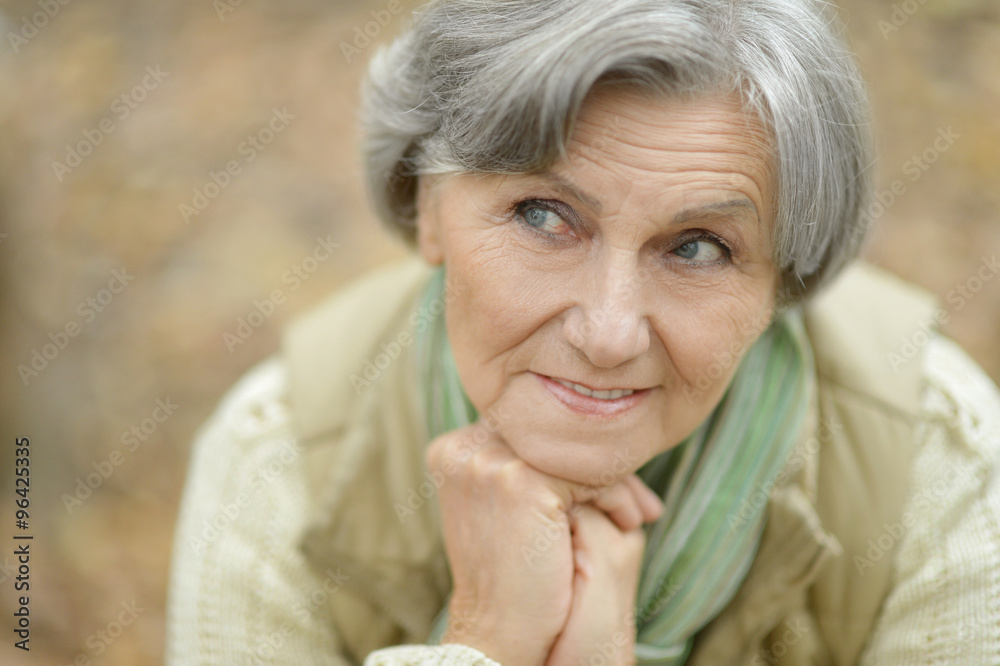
523;207;551;228
675;239;725;263
518;204;572;236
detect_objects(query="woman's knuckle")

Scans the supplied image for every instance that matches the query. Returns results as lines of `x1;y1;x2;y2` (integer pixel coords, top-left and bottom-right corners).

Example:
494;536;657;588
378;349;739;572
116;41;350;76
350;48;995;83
491;457;525;488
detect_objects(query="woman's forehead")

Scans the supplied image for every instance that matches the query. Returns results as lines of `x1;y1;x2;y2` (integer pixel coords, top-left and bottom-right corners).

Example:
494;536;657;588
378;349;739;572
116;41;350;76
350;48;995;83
568;88;773;170
551;88;776;221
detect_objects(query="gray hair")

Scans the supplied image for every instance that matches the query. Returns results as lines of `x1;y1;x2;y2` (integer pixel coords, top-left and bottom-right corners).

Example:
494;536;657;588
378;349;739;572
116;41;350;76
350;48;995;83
361;0;873;300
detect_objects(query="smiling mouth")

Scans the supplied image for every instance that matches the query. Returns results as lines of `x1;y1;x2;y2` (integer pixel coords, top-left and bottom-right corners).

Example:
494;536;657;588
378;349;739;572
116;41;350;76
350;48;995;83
537;373;650;418
550;377;636;400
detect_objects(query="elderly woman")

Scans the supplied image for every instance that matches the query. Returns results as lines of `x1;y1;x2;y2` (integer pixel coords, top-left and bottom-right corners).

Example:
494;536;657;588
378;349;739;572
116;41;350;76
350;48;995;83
167;0;1000;664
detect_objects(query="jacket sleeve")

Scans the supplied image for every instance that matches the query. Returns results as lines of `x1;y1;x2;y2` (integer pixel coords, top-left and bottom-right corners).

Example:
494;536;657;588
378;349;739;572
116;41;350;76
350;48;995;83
858;335;1000;664
166;357;499;665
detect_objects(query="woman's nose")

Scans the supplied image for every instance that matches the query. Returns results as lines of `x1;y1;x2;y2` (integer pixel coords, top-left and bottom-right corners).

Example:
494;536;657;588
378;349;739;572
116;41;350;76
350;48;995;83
562;252;651;368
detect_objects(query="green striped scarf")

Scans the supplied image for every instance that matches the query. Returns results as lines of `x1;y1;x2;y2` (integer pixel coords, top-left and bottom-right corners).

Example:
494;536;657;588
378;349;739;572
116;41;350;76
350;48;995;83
418;268;813;664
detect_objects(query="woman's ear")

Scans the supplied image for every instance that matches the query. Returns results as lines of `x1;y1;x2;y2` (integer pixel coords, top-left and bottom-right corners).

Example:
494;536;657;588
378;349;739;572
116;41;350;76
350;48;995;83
416;176;445;265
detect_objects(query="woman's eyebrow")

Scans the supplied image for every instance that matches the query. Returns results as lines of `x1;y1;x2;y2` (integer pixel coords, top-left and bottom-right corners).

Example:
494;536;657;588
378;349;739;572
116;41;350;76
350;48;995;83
530;172;758;226
534;170;604;213
671;198;759;226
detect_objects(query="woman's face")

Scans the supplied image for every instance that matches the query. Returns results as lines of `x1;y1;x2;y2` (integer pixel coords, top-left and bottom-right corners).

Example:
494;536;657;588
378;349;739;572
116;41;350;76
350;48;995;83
417;88;780;486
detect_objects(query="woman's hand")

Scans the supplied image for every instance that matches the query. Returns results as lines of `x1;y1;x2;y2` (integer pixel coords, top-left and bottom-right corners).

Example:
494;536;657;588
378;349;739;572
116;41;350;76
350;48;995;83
545;498;652;666
428;420;662;666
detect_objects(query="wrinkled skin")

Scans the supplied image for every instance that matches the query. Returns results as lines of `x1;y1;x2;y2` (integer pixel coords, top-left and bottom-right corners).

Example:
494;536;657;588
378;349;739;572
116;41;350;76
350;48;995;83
419;88;780;665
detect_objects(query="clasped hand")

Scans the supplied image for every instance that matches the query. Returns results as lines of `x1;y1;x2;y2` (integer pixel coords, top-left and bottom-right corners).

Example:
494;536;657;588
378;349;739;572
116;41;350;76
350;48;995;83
428;419;663;666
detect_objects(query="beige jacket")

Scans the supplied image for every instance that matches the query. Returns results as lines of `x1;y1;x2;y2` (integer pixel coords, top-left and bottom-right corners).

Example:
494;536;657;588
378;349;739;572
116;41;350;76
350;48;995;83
166;259;1000;665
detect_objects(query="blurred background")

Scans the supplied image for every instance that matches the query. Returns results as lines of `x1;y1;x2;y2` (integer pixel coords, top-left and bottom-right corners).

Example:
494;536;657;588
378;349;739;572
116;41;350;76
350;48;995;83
0;0;997;663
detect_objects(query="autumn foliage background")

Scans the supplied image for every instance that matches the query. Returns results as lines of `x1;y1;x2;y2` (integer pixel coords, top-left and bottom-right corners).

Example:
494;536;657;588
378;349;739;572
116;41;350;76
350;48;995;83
0;0;998;663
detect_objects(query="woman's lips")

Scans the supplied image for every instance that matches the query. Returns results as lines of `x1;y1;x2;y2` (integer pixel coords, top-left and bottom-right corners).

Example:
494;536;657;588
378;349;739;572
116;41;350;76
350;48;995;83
535;373;650;418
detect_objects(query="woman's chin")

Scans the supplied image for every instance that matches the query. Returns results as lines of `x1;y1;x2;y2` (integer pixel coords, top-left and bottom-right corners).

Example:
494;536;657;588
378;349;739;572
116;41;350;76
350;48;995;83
497;425;647;487
485;380;664;486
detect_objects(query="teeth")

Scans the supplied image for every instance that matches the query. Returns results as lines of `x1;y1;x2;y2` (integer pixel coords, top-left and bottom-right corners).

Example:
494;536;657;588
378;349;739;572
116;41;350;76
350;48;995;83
553;378;635;400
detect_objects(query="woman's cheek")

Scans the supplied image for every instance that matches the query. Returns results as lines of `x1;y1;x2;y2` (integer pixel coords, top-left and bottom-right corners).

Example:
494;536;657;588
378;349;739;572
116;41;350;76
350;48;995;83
664;291;767;388
446;293;521;407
